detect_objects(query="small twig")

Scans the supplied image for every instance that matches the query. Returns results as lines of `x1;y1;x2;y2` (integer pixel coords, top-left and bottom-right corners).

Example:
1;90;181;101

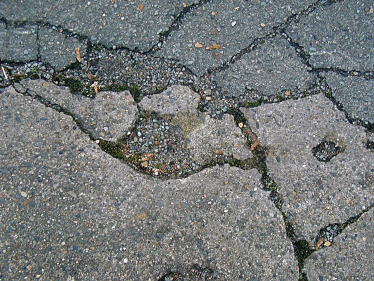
1;65;8;80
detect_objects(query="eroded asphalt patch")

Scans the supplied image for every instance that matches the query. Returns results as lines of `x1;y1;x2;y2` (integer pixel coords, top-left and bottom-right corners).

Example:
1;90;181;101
1;0;374;280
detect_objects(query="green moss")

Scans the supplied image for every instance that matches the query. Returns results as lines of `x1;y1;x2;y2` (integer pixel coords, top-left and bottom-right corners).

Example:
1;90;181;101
68;61;82;70
240;97;265;107
30;68;39;74
152;162;163;169
64;77;83;94
127;85;142;102
101;84;142;102
123;154;141;165
227;107;247;127
98;140;124;159
293;240;314;269
12;74;26;83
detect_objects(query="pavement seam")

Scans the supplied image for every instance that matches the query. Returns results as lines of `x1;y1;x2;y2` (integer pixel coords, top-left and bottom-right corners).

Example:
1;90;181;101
148;0;213;55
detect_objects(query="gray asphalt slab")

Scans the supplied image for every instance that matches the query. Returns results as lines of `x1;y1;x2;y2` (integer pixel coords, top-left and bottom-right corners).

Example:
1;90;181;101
210;35;317;98
0;23;38;61
324;72;374;124
39;27;87;71
304;207;374;280
1;0;374;280
286;0;374;71
242;94;374;245
0;86;297;280
0;0;196;52
16;79;138;142
156;0;315;75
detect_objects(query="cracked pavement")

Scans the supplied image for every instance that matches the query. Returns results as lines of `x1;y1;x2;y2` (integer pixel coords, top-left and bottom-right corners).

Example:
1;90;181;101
0;0;373;280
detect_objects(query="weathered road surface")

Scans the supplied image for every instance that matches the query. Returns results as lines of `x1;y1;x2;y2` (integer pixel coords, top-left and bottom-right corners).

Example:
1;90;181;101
1;0;373;280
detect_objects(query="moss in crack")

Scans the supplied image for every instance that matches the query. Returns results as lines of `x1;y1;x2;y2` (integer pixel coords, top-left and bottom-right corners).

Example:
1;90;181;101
68;61;82;70
64;77;83;94
227;154;260;171
283;216;314;281
98;140;124;159
13;74;26;83
102;84;142;102
240;97;265;108
227;107;247;126
293;240;314;269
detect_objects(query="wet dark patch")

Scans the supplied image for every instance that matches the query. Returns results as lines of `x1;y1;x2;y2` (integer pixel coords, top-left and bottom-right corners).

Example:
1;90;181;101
312;140;344;162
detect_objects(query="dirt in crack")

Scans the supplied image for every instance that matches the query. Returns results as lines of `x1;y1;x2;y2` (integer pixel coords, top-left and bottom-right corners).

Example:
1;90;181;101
119;110;200;177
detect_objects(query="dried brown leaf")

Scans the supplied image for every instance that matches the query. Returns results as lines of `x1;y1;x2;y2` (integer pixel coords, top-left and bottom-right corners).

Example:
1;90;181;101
137;3;144;12
87;73;98;80
75;47;81;62
315;238;324;250
141;153;154;161
91;82;99;94
206;44;221;50
212;149;224;155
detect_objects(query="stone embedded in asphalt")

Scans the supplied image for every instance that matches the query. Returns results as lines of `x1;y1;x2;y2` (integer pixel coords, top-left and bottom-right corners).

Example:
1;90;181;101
156;0;315;75
286;0;374;71
241;94;374;244
39;27;87;71
0;86;298;280
0;22;38;61
211;36;316;97
323;72;374;124
303;207;374;280
139;85;252;163
18;79;137;142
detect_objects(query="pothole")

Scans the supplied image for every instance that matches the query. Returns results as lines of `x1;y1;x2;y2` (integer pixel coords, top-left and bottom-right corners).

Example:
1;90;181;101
311;140;344;162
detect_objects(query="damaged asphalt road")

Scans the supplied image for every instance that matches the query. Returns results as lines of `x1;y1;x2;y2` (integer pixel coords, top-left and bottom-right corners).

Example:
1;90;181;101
0;0;374;280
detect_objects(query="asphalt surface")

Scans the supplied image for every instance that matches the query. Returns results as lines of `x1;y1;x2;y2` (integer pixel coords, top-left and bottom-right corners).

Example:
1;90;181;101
0;0;373;280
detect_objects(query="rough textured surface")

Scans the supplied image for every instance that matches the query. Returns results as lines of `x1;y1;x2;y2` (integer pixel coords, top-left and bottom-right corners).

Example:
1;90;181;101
157;0;315;75
211;36;316;97
0;0;195;52
139;85;201;115
287;0;374;71
187;114;252;162
304;208;374;280
1;0;374;279
242;94;374;244
0;24;38;61
18;79;138;142
0;86;297;280
39;27;87;70
139;85;252;164
324;72;374;124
